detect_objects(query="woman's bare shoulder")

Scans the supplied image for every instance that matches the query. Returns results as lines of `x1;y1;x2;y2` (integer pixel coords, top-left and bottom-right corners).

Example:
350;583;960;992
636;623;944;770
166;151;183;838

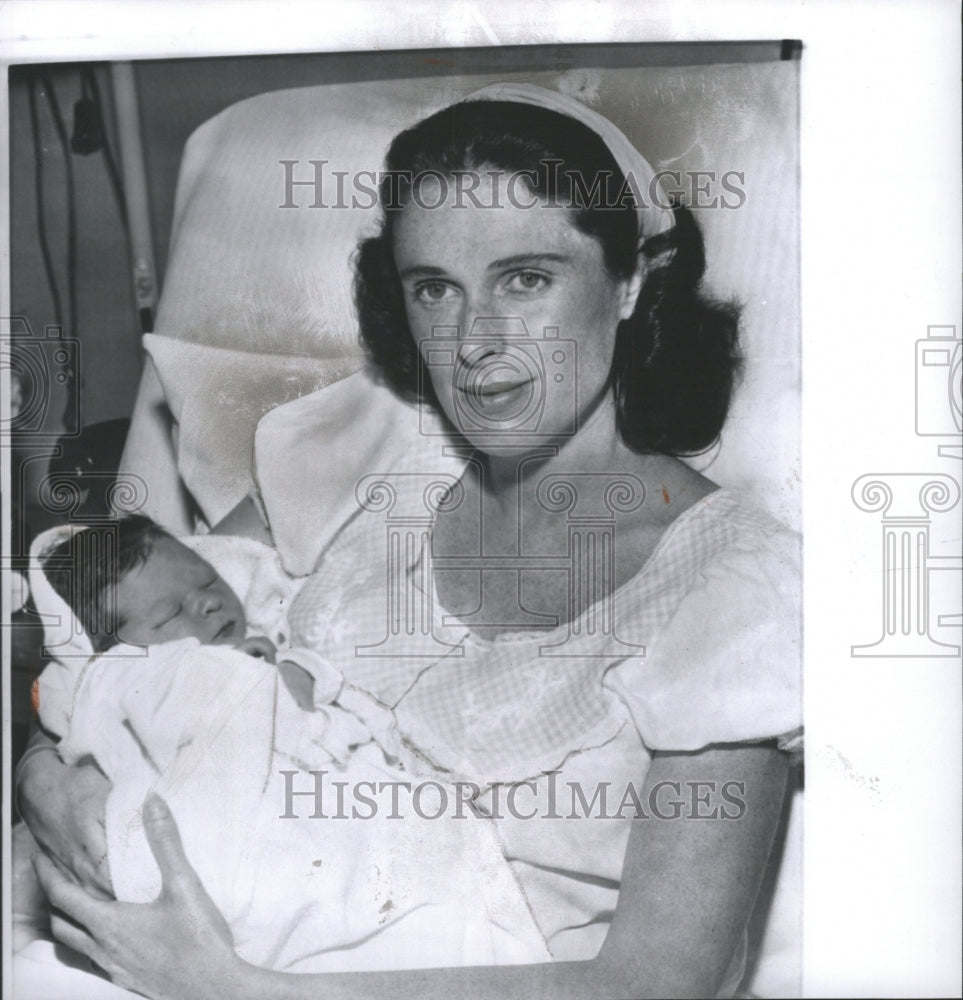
611;454;718;577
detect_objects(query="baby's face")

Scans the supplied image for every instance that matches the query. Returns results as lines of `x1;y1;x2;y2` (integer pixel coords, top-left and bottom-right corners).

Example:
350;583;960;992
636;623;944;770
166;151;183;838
114;535;246;647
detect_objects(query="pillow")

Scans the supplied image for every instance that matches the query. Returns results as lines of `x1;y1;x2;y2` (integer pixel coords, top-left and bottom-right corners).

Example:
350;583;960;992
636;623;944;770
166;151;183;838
255;364;464;576
143;334;363;527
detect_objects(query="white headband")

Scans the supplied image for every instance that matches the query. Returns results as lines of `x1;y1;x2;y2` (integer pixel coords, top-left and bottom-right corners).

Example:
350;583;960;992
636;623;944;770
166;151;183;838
464;82;675;244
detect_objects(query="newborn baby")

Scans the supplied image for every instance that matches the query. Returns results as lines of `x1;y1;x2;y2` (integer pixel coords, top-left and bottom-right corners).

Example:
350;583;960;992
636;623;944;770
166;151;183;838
41;515;330;715
37;516;378;767
32;518;548;974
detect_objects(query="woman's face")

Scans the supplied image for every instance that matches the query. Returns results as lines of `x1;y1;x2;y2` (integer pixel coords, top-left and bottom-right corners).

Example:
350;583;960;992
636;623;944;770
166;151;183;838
392;171;643;454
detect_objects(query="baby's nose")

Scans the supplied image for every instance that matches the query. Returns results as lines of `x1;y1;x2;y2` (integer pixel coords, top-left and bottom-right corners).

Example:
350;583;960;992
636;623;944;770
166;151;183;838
196;590;222;616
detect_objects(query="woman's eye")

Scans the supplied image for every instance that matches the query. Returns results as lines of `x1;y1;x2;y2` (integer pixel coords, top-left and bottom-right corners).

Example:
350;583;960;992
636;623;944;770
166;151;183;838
505;270;549;294
413;280;457;305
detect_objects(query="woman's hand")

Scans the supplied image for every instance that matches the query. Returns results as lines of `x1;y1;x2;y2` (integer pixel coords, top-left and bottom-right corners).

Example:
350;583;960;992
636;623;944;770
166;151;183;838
34;795;243;1000
17;733;112;896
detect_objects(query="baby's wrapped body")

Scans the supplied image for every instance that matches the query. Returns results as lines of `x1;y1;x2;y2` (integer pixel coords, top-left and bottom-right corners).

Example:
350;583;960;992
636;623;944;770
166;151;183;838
41;640;549;972
30;526;548;974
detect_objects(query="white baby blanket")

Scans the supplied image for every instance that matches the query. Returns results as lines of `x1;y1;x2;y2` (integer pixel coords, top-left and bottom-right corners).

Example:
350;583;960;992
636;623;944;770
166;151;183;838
29;525;549;972
46;639;548;972
47;639;549;972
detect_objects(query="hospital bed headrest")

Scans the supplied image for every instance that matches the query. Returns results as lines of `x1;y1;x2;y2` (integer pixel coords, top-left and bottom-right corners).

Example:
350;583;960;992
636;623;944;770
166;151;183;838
119;64;800;572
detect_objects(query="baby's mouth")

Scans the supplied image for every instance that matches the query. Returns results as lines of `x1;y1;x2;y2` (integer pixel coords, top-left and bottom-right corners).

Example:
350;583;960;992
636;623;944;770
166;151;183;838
211;620;237;643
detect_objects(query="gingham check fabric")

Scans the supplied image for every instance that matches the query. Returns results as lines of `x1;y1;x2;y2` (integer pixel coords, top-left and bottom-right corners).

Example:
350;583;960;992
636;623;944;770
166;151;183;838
288;488;801;781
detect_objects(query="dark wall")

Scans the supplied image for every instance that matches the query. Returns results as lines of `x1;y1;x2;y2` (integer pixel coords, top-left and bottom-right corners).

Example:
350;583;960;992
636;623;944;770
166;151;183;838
9;65;143;433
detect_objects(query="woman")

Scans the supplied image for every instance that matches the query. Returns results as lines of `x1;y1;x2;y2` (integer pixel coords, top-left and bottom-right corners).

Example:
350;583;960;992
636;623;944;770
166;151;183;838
25;83;801;998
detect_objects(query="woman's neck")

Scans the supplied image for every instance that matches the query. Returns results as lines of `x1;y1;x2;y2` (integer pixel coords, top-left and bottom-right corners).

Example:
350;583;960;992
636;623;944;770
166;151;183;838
468;393;718;535
433;395;719;635
479;392;640;498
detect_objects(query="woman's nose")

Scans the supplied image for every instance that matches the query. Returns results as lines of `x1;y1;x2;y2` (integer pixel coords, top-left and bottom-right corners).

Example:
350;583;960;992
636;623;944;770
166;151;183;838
456;298;519;362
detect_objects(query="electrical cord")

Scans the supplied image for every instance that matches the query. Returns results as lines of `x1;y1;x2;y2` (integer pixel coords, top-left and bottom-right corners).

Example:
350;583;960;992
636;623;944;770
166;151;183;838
26;76;64;332
26;66;138;434
84;67;129;229
40;72;81;432
41;73;77;347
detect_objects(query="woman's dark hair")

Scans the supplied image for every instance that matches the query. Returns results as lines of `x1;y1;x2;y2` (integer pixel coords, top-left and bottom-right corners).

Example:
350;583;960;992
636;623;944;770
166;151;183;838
43;515;171;652
354;99;741;455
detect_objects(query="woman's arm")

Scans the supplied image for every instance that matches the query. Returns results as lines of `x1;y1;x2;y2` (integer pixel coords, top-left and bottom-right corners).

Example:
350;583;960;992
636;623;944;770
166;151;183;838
17;727;113;896
594;742;790;996
36;743;789;1000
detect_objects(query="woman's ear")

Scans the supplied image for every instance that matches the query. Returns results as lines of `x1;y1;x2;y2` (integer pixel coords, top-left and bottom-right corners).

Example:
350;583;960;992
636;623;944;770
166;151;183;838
617;255;647;321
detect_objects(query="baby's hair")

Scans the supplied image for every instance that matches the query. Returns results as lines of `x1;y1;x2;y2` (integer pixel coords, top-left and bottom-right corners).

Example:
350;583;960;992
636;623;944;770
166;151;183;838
43;515;173;652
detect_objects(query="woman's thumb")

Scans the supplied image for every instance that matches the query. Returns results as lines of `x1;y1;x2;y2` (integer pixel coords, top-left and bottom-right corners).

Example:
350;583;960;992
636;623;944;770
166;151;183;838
142;795;199;899
142;794;235;945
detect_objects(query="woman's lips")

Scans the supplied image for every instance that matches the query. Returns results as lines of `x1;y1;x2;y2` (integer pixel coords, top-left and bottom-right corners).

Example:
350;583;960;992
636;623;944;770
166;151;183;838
459;378;533;399
458;378;532;402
